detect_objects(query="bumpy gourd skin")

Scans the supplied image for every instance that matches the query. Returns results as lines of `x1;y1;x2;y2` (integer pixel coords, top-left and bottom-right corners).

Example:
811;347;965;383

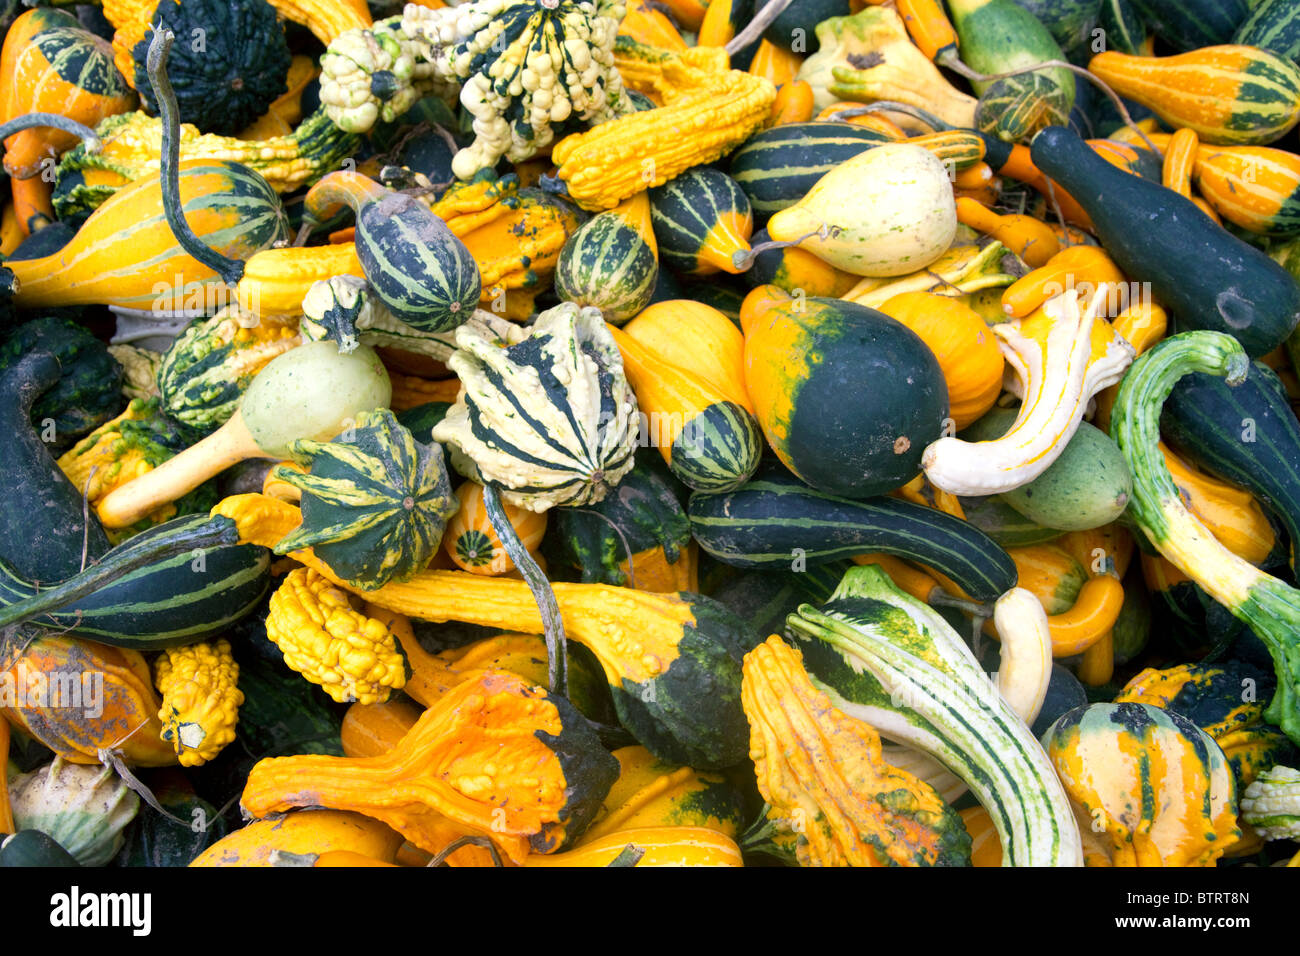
742;635;972;867
1241;765;1300;841
154;639;243;767
265;568;408;705
321;0;631;178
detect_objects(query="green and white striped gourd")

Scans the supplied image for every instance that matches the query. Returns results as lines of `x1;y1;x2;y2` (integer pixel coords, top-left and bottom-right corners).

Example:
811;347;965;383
432;302;640;513
787;563;1083;867
554;209;658;325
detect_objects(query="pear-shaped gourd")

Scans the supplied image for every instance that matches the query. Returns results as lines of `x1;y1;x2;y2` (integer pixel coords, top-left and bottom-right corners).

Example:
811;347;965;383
96;341;392;529
767;143;958;278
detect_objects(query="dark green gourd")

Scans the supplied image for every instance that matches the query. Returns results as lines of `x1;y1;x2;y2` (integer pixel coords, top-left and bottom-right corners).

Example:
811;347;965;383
0;350;111;582
1161;360;1300;570
1030;125;1300;358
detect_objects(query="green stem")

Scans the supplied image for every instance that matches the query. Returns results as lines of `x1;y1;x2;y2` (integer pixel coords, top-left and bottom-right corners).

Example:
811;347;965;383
146;29;245;287
482;483;568;697
0;112;101;167
0;516;240;631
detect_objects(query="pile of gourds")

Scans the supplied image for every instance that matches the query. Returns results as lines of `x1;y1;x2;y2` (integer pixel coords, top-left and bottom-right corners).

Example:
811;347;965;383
3;0;1300;870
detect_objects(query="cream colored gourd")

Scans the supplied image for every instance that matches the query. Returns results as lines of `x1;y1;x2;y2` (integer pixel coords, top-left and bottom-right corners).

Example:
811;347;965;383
766;143;957;278
922;291;1135;496
881;584;1052;804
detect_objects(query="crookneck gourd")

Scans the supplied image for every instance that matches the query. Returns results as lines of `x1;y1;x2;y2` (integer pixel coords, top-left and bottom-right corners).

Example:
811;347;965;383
787;564;1082;866
922;287;1135;496
1111;331;1300;747
1044;702;1241;867
743;634;972;867
213;492;761;770
239;670;618;864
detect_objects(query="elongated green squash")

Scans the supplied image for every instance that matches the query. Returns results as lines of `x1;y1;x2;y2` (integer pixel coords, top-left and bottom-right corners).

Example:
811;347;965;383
0;513;269;648
1031;126;1300;358
687;465;1017;604
787;564;1083;866
1111;330;1300;747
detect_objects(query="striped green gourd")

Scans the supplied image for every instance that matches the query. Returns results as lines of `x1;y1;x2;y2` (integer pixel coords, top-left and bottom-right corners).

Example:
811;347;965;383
947;0;1076;104
728;122;896;219
607;324;762;494
1234;0;1300;64
433;303;640;513
787;564;1083;866
687;465;1017;604
1161;359;1300;573
1111;330;1300;747
270;407;458;591
157;307;301;435
302;171;480;333
554;209;658;325
1129;0;1249;51
649;167;753;276
0;513;269;649
1097;0;1148;55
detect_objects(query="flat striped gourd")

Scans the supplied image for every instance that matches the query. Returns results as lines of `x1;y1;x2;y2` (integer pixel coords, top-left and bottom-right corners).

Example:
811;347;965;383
270;408;458;591
443;480;547;576
303;170;480;333
554;207;658;325
0;513;269;649
433;303;640;513
8;159;289;310
650;168;754;276
157;307;301;436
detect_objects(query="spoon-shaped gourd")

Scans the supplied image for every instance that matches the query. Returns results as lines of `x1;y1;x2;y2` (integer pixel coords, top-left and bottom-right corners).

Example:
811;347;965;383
97;340;392;528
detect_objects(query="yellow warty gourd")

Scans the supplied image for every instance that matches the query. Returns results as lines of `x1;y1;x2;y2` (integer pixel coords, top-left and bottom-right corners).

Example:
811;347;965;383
154;639;243;767
265;568;408;705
